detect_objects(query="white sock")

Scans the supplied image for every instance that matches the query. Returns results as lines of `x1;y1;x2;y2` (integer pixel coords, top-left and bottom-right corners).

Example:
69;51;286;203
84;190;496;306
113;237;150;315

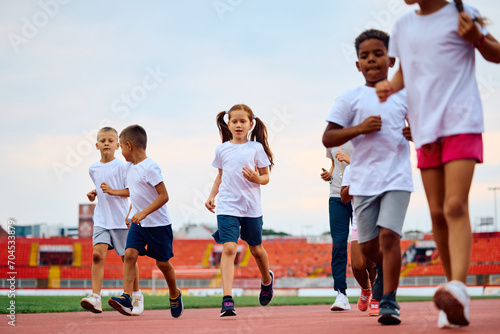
132;290;142;296
92;293;101;299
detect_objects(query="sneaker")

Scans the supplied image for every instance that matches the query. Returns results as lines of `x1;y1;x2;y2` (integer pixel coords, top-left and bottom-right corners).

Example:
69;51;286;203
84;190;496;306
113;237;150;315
80;294;102;313
437;310;461;329
220;296;237;317
433;280;470;327
358;288;371;312
108;293;133;316
330;290;351;311
372;265;383;302
368;299;379;316
131;293;144;316
259;270;274;306
378;297;401;325
169;288;184;318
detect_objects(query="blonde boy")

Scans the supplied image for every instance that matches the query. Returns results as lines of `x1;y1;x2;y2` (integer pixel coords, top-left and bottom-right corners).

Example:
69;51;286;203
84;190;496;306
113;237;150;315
81;127;143;315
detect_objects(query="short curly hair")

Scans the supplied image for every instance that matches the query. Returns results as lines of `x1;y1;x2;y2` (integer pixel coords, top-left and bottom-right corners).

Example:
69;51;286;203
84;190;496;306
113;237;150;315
354;29;390;58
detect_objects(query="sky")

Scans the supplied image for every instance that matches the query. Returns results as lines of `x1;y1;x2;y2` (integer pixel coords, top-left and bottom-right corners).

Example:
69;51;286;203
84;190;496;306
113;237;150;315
1;0;500;236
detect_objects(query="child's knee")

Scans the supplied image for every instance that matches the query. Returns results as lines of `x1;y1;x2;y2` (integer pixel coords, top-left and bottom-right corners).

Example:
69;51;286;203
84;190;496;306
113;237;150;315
222;243;238;257
444;196;467;219
92;252;105;264
249;244;265;258
123;249;138;263
156;260;172;272
379;229;400;249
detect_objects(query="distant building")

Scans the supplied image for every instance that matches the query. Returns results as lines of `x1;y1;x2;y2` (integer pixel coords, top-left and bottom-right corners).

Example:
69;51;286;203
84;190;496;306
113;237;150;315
175;223;215;239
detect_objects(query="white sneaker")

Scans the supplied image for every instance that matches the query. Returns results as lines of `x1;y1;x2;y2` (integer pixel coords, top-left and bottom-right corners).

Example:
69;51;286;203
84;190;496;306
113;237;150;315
437;310;460;329
433;281;470;327
131;293;144;316
330;291;351;311
81;294;102;313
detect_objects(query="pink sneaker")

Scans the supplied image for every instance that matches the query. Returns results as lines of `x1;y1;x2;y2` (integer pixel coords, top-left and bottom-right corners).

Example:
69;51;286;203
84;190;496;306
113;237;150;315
358;288;371;312
368;299;379;316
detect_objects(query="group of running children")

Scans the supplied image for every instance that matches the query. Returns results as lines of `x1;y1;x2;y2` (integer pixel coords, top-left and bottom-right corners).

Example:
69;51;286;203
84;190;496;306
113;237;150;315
79;0;500;328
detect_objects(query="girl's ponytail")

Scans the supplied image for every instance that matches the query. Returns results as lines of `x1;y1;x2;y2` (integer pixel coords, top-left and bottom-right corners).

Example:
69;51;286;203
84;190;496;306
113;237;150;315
454;0;486;26
216;111;232;142
251;117;274;170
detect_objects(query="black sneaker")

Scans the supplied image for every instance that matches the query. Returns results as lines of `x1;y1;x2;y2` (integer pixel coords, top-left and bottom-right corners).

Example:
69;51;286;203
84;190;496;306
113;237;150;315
108;293;133;316
372;265;383;302
259;270;274;306
220;296;236;317
169;288;184;318
378;295;401;325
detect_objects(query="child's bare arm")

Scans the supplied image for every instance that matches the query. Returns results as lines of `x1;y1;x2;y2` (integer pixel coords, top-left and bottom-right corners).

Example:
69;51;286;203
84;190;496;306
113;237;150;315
376;64;405;102
87;189;97;202
100;182;130;197
323;118;382;148
125;204;132;228
130;182;168;224
458;12;500;63
205;169;222;213
340;185;352;203
242;165;269;185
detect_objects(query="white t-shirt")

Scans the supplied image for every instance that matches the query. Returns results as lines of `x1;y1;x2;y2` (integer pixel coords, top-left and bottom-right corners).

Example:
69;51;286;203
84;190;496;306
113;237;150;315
212;141;271;218
340;165;357;231
125;157;171;227
326;141;353;198
389;3;488;149
89;158;129;229
326;85;413;196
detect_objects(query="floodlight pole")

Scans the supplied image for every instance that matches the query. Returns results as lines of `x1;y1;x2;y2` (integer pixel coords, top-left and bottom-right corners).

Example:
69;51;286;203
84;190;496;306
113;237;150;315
489;187;500;232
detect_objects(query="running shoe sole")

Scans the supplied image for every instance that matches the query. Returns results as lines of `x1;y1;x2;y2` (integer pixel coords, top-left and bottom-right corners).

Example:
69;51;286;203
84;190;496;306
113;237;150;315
80;300;102;313
108;299;132;316
433;286;469;326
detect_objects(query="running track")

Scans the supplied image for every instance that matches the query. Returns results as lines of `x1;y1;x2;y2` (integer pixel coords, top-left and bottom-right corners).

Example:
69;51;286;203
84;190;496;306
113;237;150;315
2;299;499;334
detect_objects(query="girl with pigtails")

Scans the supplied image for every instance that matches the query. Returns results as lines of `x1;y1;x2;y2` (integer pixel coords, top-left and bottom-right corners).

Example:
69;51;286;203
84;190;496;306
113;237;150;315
205;104;275;317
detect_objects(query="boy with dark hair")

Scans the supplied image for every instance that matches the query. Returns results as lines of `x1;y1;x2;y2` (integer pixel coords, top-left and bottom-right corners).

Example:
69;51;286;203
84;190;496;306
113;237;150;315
108;124;183;318
322;29;413;325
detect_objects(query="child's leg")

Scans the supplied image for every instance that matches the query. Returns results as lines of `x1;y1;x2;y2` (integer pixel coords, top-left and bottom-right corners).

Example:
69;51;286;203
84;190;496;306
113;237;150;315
249;244;272;284
359;238;382;266
443;160;475;283
91;243;108;295
379;227;401;295
121;255;141;293
421;167;451;280
156;260;178;297
122;248;139;295
220;242;238;296
351;240;370;289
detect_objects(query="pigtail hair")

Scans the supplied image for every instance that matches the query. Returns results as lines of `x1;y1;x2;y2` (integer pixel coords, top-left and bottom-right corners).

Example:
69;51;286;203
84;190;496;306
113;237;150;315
454;0;486;26
250;117;274;170
216;111;232;143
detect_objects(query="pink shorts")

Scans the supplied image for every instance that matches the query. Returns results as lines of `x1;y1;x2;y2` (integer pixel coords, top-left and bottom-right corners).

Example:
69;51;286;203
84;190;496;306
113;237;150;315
416;134;483;169
351;228;358;242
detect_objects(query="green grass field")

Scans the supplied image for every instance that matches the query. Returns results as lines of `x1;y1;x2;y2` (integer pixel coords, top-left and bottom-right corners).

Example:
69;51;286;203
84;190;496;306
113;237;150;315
2;295;497;314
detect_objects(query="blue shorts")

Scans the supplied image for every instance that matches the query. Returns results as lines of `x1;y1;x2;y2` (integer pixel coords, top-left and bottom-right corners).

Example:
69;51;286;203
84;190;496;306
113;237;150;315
213;215;263;246
126;223;174;262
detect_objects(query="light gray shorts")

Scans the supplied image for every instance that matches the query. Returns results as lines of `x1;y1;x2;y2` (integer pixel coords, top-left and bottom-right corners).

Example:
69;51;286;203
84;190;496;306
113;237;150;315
353;191;411;244
92;226;128;256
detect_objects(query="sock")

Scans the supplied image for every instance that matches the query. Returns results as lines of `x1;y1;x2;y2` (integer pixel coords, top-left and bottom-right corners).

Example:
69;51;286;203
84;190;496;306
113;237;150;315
381;290;397;301
132;290;142;296
361;287;371;293
92;293;101;299
223;295;233;301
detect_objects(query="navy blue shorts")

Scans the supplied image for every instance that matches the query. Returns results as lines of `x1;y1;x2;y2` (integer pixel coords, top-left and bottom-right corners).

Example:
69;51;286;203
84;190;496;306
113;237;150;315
126;223;174;262
213;215;263;246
